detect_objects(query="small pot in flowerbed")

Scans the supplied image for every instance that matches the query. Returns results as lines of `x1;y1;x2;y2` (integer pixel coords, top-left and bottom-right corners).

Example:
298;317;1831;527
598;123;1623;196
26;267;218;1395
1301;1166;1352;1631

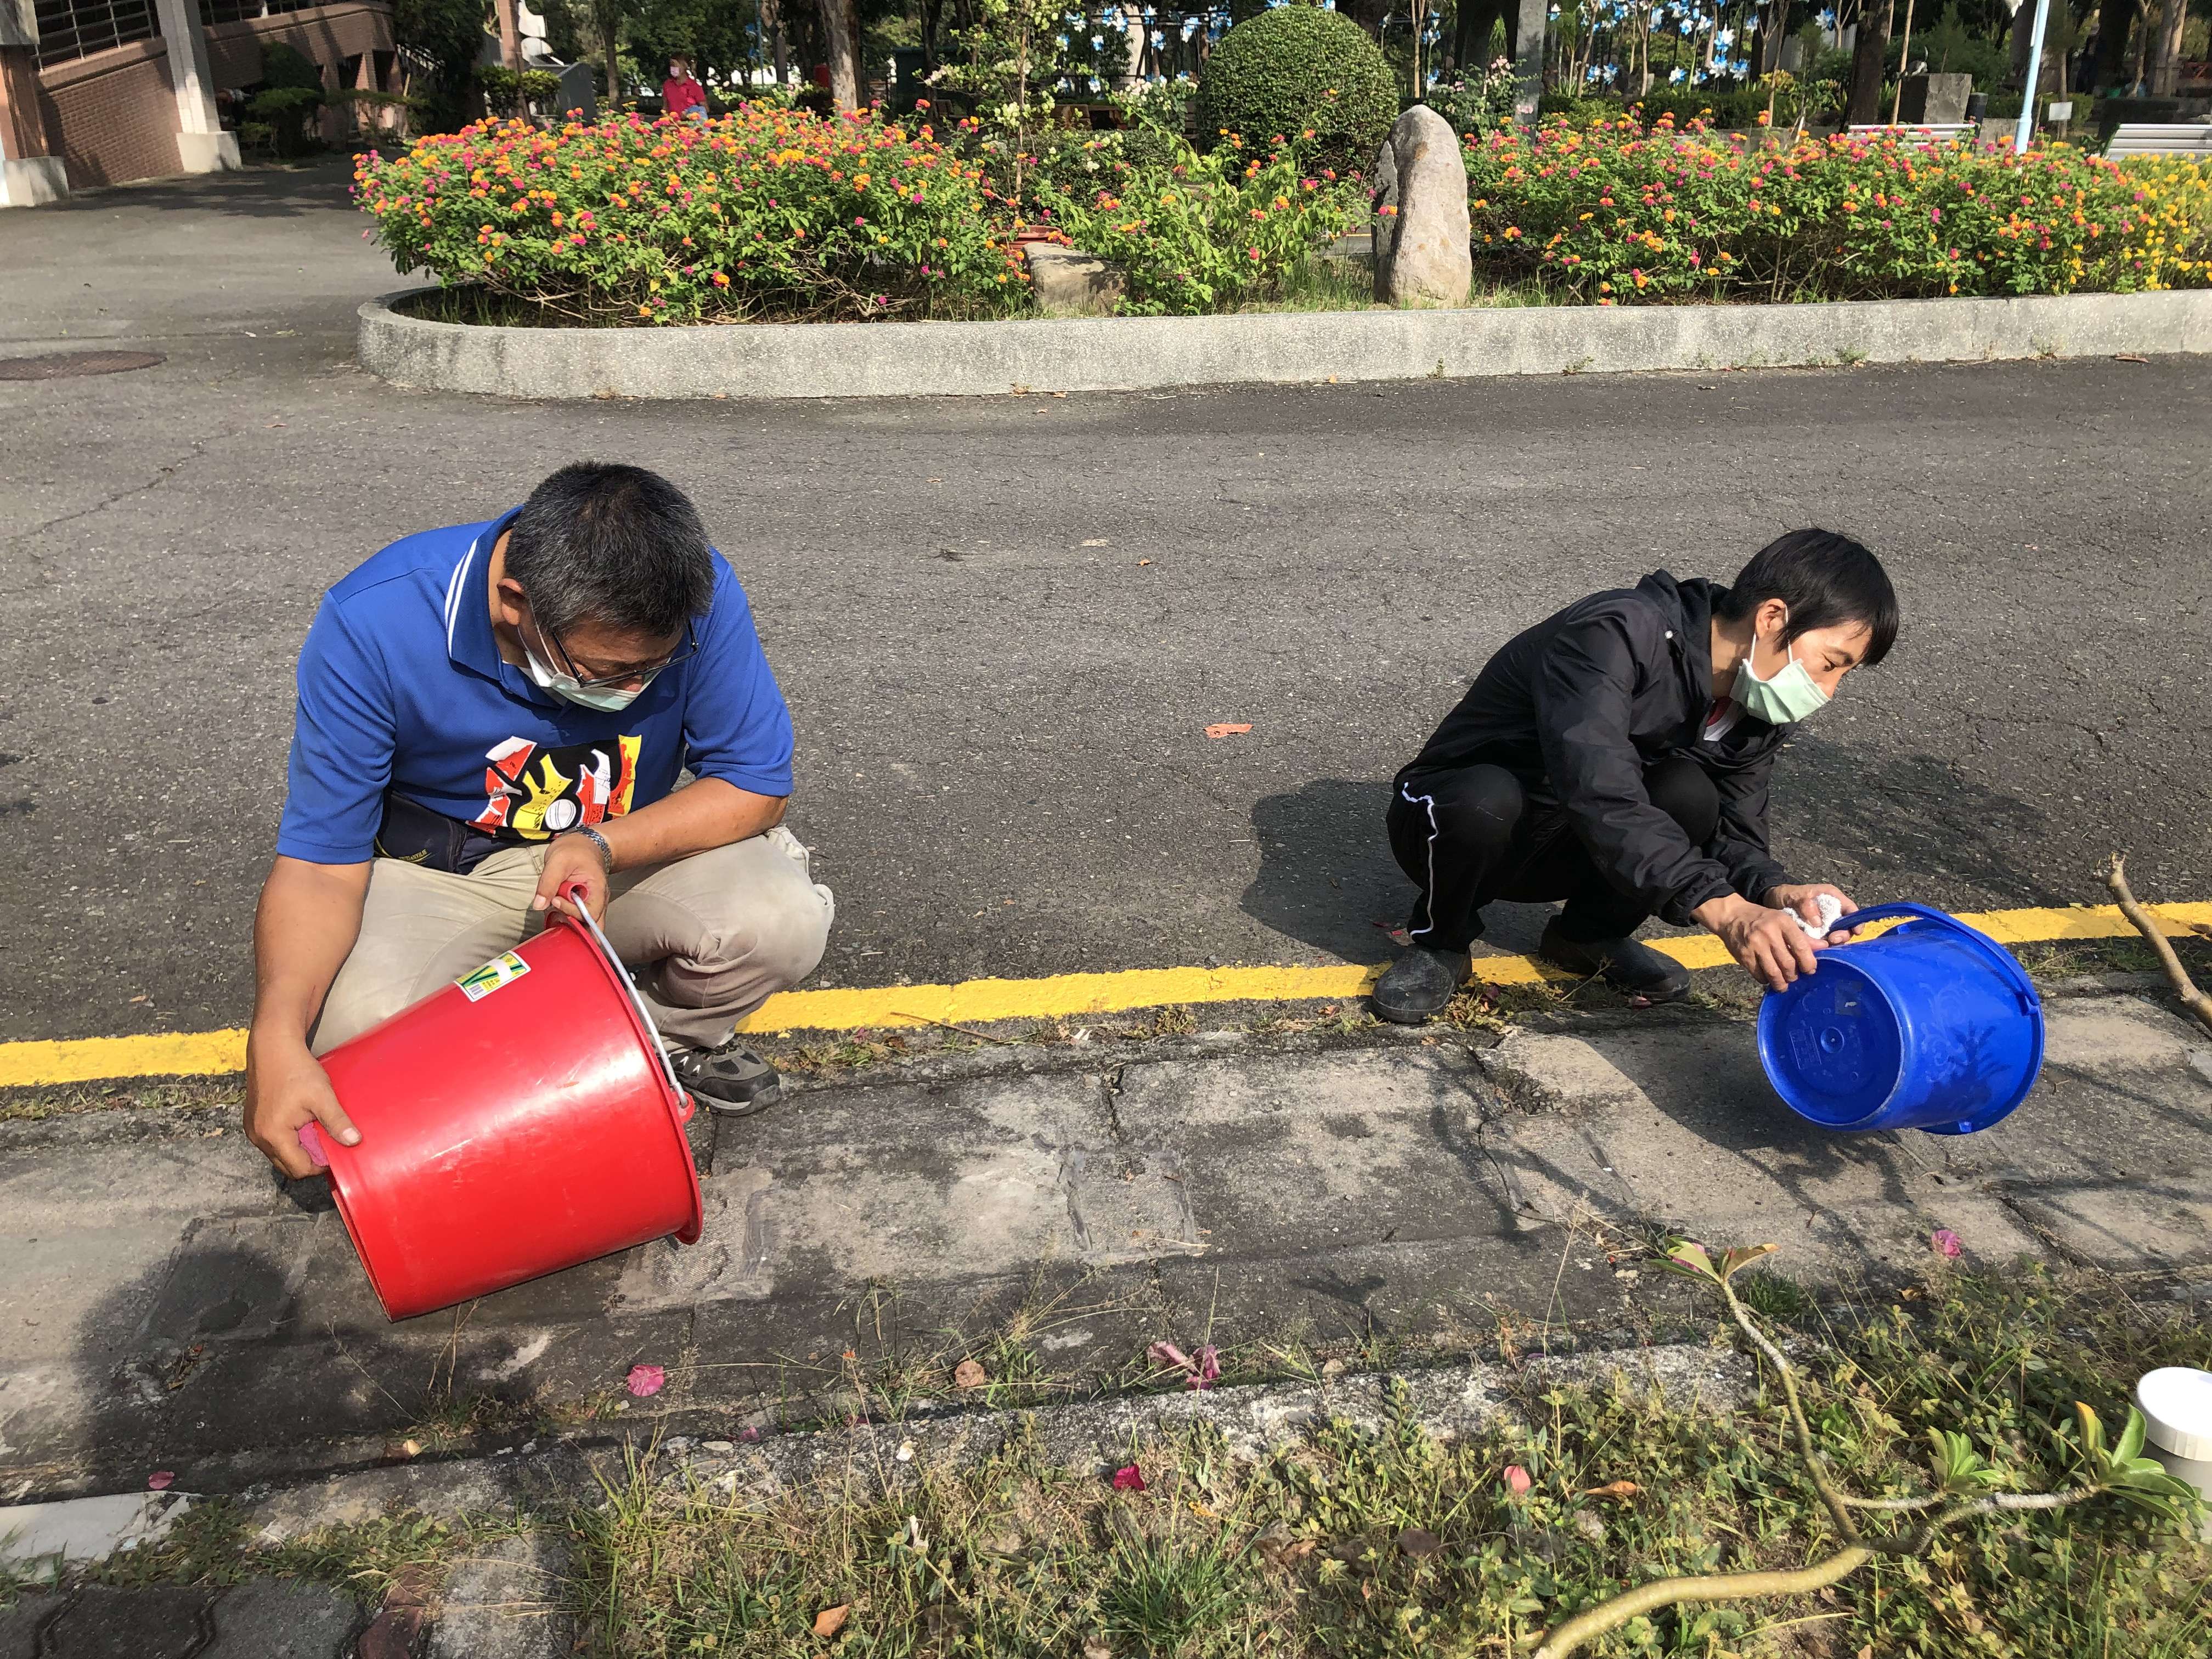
353;104;1031;325
1464;115;2212;304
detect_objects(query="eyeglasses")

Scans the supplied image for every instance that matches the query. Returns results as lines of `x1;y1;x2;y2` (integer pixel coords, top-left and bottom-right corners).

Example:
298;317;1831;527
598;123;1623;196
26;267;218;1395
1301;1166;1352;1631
538;614;697;689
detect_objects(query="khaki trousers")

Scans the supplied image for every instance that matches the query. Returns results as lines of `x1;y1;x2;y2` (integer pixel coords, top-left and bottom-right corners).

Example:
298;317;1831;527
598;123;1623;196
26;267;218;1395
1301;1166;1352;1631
311;826;833;1056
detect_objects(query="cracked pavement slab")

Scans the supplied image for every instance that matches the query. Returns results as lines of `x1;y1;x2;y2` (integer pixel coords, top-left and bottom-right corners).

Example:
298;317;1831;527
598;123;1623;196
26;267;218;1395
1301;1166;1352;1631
3;166;2212;1041
5;991;2210;1498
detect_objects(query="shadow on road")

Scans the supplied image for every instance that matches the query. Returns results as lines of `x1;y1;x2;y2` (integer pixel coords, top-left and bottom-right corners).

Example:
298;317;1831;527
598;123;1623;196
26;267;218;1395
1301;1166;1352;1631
1240;777;1405;965
1776;732;2058;906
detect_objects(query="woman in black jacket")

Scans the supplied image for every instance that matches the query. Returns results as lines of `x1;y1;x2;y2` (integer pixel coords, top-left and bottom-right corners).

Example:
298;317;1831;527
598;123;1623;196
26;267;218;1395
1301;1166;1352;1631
1374;529;1898;1024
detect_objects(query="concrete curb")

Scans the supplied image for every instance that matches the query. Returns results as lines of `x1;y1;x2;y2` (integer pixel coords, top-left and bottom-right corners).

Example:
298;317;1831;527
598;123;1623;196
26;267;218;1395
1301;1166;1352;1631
357;285;2212;400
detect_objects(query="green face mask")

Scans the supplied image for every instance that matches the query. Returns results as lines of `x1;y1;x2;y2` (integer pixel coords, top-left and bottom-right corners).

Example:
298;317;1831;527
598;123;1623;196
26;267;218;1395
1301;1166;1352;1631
1736;630;1830;725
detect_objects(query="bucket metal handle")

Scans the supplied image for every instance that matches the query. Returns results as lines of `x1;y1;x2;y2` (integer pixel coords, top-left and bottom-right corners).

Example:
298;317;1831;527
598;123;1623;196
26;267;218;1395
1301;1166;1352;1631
1825;901;2040;1015
553;880;688;1103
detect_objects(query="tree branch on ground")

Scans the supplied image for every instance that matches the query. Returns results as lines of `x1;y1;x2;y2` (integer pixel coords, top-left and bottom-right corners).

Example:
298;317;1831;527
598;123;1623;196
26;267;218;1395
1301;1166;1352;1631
2106;853;2212;1034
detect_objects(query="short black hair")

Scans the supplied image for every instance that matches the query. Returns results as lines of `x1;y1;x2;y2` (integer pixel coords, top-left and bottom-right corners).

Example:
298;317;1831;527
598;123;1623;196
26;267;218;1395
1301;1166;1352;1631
1716;529;1898;666
506;463;714;640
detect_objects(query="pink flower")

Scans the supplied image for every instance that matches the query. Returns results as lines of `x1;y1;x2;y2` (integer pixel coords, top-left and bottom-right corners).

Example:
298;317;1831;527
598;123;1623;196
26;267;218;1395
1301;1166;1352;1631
1503;1464;1532;1496
1931;1229;1963;1260
626;1363;667;1397
148;1471;176;1491
1113;1464;1147;1491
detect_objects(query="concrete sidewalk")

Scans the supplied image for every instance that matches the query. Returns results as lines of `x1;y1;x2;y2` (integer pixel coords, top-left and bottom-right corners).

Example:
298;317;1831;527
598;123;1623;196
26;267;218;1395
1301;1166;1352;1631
5;984;2210;1504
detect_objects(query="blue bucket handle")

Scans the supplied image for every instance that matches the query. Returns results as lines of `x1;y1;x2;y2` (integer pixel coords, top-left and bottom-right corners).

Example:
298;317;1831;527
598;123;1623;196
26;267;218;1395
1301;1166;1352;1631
1825;901;2041;1017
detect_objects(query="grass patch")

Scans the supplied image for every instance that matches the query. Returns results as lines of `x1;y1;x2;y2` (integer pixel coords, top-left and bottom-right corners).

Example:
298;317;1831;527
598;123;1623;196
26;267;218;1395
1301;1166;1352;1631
0;1075;240;1122
0;1500;462;1611
558;1262;2212;1656
13;1266;2209;1653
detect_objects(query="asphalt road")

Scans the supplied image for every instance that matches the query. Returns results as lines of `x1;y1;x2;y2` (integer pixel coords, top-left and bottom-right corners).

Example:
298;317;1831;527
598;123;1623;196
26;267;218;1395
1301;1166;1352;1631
4;162;2209;1045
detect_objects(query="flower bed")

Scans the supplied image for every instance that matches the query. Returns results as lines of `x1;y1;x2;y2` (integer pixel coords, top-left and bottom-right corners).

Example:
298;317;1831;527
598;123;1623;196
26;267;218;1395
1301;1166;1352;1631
353;106;1028;325
1464;117;2212;304
357;103;2212;326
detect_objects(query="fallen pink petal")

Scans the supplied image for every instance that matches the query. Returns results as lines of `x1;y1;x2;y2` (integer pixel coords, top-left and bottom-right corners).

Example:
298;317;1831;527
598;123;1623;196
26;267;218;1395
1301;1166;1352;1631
1112;1464;1147;1492
147;1471;175;1491
737;1425;762;1442
1503;1464;1533;1496
1188;1345;1221;1391
1932;1228;1963;1259
625;1363;667;1397
1147;1340;1194;1374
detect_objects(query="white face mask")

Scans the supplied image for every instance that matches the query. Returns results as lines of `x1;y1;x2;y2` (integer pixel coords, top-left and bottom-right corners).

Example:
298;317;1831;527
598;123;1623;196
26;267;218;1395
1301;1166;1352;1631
520;635;657;713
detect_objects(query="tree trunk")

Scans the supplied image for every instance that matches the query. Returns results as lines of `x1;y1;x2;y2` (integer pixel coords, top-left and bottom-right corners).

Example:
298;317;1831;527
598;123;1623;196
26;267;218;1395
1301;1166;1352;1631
819;0;859;107
761;0;787;84
1846;0;1892;122
2090;0;2135;92
594;0;624;111
2149;0;2186;94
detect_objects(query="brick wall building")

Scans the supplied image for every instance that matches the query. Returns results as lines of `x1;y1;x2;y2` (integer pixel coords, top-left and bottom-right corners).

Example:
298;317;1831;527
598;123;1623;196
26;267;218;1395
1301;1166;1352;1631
0;0;395;205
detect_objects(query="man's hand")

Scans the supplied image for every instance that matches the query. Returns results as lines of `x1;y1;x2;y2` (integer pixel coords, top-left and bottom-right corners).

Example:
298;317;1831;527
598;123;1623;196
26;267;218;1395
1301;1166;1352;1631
244;1030;360;1178
535;832;610;921
1765;882;1859;945
1694;893;1825;992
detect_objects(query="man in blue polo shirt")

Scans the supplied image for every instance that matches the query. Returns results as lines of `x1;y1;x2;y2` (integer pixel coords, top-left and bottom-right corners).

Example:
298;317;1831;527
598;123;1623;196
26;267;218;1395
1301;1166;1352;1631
244;463;833;1178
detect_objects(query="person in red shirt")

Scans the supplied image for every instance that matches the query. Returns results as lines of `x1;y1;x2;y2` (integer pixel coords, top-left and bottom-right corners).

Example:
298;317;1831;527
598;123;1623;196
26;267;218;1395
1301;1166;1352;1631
662;56;707;123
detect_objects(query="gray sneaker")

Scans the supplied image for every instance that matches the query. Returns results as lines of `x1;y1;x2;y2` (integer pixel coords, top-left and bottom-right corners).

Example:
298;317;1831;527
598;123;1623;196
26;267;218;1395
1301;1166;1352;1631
1372;944;1472;1025
670;1038;785;1118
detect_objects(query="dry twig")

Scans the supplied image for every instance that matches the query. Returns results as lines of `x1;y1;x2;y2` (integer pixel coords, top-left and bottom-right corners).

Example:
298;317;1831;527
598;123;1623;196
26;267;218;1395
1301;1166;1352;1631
2104;854;2212;1034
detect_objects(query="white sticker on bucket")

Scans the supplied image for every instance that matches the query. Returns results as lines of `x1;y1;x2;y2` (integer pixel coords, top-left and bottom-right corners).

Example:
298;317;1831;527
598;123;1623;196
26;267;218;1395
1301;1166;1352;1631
456;951;532;1002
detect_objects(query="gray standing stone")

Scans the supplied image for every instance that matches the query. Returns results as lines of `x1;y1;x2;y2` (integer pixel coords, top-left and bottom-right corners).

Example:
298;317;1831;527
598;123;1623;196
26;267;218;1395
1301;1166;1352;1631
201;1578;363;1658
1371;106;1472;310
1024;245;1126;317
1898;72;1973;125
428;1531;574;1659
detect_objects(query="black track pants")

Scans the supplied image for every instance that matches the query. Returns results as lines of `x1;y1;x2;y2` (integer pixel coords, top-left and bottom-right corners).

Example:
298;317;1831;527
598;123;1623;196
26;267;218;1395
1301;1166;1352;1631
1385;758;1720;952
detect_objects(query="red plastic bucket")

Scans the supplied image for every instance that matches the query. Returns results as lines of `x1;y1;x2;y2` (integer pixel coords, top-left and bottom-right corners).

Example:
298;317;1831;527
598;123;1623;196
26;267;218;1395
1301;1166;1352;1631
301;890;703;1321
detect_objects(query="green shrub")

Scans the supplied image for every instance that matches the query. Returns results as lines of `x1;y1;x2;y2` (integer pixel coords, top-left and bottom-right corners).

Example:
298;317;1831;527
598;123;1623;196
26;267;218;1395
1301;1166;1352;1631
1428;57;1520;137
479;65;564;117
1033;132;1356;314
259;42;324;91
1542;80;1842;132
1194;6;1395;171
1463;119;2212;303
355;106;1028;324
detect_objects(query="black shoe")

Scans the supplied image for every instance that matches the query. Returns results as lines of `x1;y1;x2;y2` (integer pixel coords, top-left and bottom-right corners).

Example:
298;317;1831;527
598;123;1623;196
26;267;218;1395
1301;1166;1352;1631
1538;919;1691;1003
669;1037;785;1118
1372;943;1472;1024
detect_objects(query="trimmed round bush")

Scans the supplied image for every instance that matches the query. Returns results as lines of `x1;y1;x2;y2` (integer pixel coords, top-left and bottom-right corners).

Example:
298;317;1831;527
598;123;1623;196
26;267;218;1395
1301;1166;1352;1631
1196;7;1396;170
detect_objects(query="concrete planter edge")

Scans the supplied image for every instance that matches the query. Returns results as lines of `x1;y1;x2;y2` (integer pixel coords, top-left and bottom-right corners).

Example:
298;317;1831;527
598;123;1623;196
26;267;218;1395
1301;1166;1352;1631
356;285;2212;401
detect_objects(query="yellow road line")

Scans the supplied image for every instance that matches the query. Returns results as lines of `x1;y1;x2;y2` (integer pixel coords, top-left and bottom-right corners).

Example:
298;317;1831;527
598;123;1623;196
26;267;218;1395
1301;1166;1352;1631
5;900;2208;1089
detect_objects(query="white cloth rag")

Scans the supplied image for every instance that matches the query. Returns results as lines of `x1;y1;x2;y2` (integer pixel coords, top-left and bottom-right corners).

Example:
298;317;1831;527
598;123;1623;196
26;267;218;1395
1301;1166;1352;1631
1791;891;1845;939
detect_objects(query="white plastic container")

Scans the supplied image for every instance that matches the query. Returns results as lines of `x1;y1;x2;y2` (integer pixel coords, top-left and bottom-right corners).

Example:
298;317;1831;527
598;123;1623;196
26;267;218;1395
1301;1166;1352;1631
2134;1367;2212;1537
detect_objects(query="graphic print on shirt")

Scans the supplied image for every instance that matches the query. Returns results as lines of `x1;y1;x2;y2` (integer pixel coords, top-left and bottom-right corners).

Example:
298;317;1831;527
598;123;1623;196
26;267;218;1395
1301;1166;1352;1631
469;735;642;840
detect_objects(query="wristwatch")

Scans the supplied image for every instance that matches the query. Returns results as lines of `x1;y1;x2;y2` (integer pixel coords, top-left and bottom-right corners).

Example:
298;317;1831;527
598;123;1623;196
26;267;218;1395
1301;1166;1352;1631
565;826;616;874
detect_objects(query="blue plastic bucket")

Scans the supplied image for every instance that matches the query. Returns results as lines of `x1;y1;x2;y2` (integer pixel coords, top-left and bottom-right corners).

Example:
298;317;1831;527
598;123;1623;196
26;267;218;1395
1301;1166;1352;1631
1757;902;2045;1136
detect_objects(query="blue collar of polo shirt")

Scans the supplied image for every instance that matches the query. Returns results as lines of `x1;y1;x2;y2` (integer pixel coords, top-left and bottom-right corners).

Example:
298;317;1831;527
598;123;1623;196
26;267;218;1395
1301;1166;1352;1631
444;507;555;703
